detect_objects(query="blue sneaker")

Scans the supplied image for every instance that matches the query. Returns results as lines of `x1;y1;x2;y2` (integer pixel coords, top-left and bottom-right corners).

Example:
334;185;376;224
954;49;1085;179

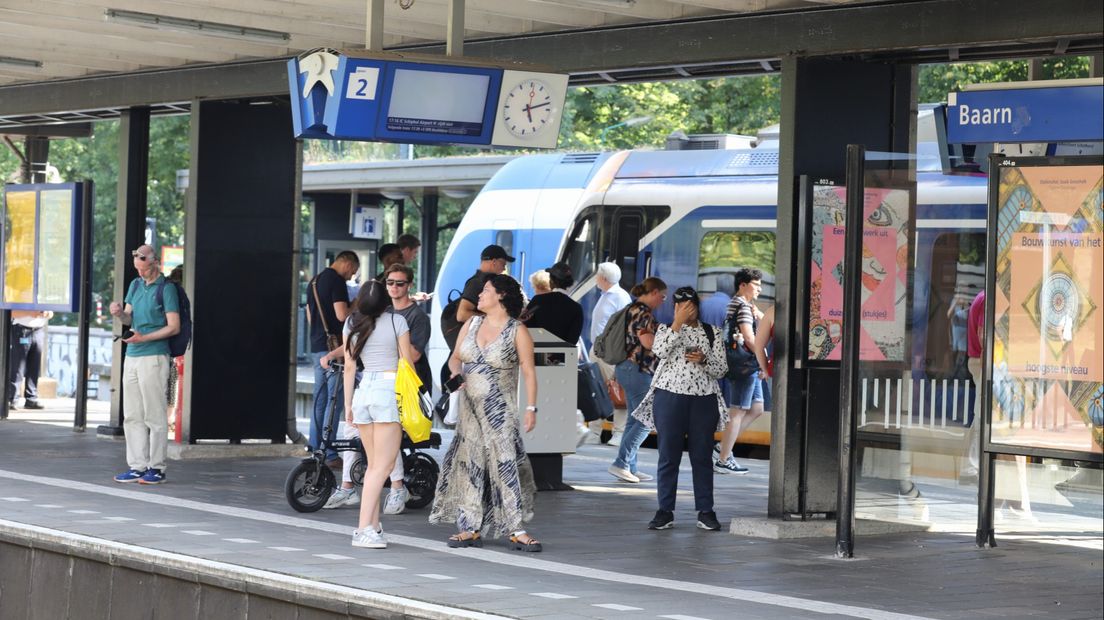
114;469;146;483
138;469;166;485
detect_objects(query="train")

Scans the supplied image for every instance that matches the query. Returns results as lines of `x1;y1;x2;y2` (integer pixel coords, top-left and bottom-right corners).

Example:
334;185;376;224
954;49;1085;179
428;114;990;449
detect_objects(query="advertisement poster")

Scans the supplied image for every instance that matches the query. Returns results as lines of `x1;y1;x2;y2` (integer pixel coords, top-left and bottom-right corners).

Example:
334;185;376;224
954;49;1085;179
808;184;911;362
36;189;75;306
3;190;37;305
991;162;1104;453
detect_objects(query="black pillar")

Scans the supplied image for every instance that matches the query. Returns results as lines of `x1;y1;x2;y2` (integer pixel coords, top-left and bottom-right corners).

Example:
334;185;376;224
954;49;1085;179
1;137;50;420
99;108;150;438
422;193;439;292
769;57;914;519
183;99;296;443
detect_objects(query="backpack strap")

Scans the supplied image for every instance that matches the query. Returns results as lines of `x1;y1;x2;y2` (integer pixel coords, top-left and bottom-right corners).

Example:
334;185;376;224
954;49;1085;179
703;322;715;350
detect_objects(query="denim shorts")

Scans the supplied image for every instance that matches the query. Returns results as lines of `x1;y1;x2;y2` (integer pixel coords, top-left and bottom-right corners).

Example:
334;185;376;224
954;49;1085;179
730;370;764;410
350;371;399;424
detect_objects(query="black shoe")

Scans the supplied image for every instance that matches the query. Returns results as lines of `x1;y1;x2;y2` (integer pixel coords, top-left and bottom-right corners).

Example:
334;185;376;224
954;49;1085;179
648;510;674;530
6;402;15;410
696;511;721;531
23;401;44;410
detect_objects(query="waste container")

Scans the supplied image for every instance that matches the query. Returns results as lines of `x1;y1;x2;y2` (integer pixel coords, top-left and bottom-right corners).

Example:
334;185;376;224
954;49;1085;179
517;328;578;489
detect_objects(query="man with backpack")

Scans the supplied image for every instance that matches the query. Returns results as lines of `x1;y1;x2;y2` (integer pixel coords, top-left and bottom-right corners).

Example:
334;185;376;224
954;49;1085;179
714;268;766;475
439;244;513;384
109;245;181;485
587;262;631;444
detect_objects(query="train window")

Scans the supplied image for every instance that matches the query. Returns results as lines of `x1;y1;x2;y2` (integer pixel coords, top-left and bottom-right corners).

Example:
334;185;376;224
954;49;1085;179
612;213;642;290
564;215;597;285
698;231;777;304
495;230;514;274
923;232;985;379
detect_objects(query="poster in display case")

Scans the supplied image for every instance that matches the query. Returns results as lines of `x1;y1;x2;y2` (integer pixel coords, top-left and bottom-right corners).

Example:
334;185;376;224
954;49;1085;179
807;179;912;363
988;156;1104;457
1;183;86;312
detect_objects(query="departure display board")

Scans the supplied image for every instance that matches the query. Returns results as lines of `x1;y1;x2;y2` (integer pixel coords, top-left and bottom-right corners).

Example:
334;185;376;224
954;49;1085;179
290;51;567;150
1;183;86;312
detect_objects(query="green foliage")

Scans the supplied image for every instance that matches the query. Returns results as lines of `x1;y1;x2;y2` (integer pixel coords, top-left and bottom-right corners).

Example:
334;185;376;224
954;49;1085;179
917;57;1091;103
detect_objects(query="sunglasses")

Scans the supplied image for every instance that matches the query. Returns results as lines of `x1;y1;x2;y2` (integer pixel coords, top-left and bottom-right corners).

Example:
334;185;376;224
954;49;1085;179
131;251;152;261
385;279;409;287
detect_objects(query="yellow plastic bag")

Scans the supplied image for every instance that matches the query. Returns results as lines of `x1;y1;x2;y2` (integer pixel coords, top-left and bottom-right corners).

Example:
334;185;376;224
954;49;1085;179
396;358;431;443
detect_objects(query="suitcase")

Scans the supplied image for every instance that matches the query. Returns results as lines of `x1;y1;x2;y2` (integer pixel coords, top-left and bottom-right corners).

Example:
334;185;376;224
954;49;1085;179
577;361;614;422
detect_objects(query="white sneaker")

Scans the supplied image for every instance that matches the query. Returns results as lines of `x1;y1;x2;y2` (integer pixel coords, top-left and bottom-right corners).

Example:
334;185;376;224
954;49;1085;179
608;464;640;483
607;432;622;447
634;471;654;482
713;457;749;475
323;487;360;509
352;527;387;549
383;486;409;515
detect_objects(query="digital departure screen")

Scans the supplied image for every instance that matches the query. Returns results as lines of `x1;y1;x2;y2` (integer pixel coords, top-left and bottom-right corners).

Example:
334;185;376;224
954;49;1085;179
385;69;491;137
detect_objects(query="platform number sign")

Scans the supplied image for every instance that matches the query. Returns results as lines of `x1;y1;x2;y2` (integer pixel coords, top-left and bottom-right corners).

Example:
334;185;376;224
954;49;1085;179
346;67;380;101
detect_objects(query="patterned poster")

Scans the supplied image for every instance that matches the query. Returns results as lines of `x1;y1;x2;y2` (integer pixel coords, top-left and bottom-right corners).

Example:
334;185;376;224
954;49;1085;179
992;162;1104;453
808;184;910;362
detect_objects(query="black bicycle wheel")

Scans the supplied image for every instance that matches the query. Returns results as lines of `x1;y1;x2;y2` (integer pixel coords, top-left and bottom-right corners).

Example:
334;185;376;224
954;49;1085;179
285;459;336;513
404;452;439;510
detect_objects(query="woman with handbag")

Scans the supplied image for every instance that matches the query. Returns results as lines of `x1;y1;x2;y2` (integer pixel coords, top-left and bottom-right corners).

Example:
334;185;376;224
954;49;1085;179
630;286;729;531
607;277;667;484
429;275;543;552
342;280;417;549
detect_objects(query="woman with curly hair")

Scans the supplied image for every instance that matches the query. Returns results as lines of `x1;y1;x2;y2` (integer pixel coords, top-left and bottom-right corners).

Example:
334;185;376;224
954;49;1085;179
430;275;543;552
343;280;416;549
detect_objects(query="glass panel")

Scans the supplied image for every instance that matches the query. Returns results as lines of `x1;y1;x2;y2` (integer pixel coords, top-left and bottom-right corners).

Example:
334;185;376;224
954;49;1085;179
698;230;776;304
563;215;597;285
36;189;74;306
850;151;1103;543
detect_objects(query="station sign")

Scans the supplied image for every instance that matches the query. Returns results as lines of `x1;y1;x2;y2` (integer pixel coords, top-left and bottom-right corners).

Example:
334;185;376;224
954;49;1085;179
946;80;1103;144
1;183;87;312
289;50;568;150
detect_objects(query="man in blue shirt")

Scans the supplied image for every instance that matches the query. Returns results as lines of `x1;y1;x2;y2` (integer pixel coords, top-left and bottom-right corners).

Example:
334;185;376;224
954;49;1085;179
109;245;180;485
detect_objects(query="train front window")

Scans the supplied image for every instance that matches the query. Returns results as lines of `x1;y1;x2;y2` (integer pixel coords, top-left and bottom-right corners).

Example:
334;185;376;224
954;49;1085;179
564;215;597;285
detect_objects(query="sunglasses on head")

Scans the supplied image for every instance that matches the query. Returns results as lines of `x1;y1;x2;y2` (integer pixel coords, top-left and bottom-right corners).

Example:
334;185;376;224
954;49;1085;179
673;291;696;303
131;251;151;261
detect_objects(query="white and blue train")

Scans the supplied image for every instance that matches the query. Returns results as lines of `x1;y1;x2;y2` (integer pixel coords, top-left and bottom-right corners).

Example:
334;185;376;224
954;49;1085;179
429;130;991;448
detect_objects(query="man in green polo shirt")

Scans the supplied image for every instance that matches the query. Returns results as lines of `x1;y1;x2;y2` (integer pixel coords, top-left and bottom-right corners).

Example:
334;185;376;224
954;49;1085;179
109;244;180;485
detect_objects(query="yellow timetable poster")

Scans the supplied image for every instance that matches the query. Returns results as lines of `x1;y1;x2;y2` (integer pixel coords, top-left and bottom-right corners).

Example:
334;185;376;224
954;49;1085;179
3;190;37;305
992;163;1104;454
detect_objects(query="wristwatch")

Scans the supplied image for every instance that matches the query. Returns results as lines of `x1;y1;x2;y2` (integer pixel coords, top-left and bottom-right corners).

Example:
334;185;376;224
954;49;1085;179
525;406;538;413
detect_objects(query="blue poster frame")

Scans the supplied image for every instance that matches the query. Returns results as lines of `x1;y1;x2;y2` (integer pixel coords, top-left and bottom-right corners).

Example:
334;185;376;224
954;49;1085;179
0;182;85;312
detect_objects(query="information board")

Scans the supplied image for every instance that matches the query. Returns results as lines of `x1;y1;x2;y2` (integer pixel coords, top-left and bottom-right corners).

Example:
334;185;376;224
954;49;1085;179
1;183;86;312
989;157;1104;456
290;50;567;150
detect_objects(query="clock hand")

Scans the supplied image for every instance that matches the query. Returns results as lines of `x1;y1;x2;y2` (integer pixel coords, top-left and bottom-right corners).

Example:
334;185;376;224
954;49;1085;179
525;102;552;111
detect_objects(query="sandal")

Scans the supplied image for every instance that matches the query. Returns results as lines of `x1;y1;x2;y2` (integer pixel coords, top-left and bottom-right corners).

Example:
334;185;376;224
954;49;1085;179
447;531;483;548
509;533;543;553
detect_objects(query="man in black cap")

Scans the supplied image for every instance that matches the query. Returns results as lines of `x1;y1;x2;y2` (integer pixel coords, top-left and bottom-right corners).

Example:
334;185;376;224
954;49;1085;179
455;244;514;324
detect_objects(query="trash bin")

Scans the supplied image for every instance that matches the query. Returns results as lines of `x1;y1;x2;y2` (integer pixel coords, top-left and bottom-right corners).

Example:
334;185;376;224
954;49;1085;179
518;328;578;489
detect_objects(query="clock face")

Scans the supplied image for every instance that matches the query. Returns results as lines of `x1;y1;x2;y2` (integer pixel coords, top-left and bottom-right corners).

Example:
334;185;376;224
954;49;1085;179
502;79;554;138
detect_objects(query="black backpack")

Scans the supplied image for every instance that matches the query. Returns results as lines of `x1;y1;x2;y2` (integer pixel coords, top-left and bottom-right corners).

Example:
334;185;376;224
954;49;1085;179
722;312;758;380
439;289;463;351
156;279;192;358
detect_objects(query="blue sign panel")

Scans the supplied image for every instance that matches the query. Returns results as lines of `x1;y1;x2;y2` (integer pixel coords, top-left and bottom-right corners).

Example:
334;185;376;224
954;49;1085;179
322;56;387;141
947;84;1103;144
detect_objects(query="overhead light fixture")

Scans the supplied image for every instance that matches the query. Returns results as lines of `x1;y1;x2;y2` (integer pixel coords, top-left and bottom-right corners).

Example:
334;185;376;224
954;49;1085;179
0;56;42;69
104;9;291;44
379;189;412;201
440;187;475;200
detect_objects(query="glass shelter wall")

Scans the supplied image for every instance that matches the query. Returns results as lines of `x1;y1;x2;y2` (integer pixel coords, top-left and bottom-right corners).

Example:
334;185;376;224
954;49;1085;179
847;152;1103;539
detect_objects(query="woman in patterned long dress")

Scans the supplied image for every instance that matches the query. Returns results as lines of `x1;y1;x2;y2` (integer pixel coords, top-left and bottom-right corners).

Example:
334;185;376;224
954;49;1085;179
429;275;543;552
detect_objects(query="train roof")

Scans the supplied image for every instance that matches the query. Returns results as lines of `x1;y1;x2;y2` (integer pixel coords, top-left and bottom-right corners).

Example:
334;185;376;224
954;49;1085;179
480;152;615;191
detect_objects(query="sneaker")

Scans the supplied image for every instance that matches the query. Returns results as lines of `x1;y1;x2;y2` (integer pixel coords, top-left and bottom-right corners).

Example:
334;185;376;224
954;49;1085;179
323;487;360;509
23;400;44;410
648;510;674;530
633;471;654;482
352;527;387;549
113;469;146;483
606;431;622;447
608;465;640;483
696;511;722;531
383;486;409;515
138;469;166;485
713;457;749;475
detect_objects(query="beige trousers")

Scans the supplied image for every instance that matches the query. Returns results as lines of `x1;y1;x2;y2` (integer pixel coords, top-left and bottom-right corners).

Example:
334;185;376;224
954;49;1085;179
123;354;171;471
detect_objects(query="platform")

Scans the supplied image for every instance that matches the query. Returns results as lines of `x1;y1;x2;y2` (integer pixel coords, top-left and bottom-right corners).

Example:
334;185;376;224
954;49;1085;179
1;400;1101;620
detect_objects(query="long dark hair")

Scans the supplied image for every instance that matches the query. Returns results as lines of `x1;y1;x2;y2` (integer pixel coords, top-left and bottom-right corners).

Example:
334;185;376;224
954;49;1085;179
347;279;392;361
488;275;524;319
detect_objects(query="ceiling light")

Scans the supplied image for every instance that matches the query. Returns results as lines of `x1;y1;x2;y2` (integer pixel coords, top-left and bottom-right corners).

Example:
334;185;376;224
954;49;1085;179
0;56;42;69
379;189;412;201
104;9;290;44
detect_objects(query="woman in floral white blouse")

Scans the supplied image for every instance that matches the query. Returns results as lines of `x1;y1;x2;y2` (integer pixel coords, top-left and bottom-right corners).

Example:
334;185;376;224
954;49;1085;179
631;286;729;532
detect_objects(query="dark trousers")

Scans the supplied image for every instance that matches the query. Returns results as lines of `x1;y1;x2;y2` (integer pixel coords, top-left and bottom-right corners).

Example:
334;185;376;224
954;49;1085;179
9;325;45;404
652;388;719;513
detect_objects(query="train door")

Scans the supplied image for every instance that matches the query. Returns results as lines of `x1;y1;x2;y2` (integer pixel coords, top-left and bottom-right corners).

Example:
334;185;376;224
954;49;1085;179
608;208;644;288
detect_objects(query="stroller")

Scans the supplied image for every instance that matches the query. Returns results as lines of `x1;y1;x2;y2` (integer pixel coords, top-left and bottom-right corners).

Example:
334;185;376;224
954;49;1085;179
284;362;441;513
